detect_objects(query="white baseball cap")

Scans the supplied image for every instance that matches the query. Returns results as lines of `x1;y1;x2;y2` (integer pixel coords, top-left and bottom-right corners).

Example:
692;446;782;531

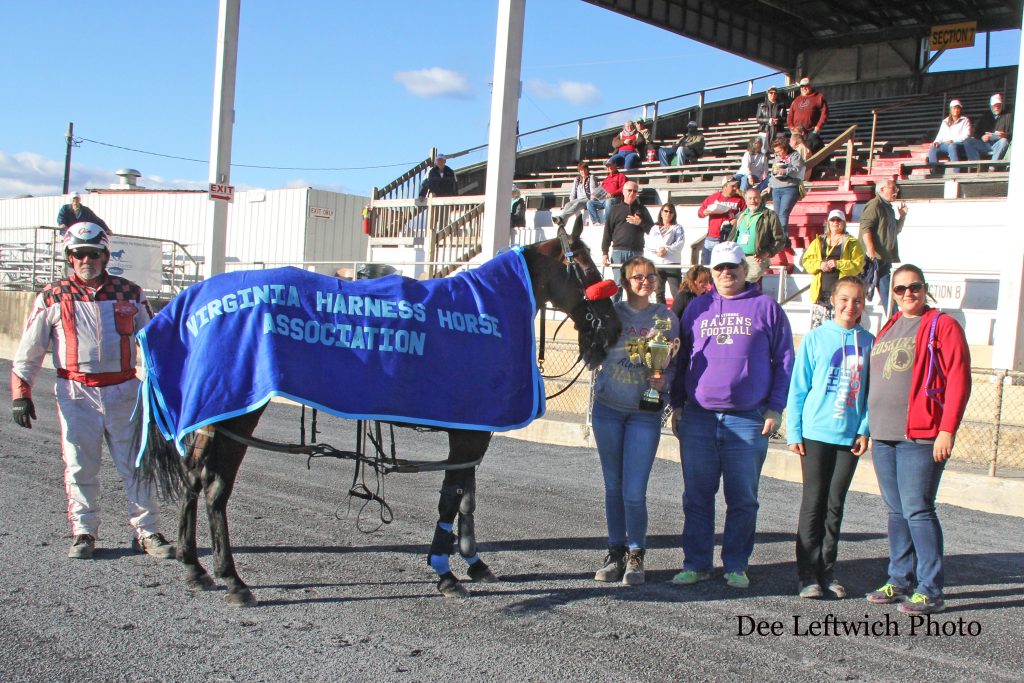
710;241;746;269
949;99;962;109
826;209;847;223
991;93;1003;106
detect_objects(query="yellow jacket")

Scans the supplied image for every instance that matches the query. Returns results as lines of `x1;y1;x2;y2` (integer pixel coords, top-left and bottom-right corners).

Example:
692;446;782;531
801;233;865;305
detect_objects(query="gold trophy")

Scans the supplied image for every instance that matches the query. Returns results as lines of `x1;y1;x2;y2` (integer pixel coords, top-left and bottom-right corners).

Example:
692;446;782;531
628;316;680;412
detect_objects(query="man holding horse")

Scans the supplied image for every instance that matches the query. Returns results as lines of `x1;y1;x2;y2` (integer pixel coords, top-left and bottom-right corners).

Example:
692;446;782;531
11;222;174;561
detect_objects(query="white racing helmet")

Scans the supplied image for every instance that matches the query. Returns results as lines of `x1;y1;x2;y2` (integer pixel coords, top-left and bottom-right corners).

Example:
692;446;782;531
63;222;110;254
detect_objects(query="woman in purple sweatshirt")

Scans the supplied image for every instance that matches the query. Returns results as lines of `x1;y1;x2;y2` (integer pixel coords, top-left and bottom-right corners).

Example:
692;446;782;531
668;242;794;589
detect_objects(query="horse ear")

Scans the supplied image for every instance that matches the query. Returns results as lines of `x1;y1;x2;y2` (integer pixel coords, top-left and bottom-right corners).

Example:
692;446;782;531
556;225;569;240
569;218;583;241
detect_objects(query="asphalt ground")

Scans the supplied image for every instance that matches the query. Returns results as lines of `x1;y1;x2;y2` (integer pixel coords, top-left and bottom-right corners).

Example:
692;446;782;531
1;361;1022;683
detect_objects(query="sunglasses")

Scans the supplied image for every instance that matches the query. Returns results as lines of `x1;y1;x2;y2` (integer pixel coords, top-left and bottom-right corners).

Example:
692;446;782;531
713;263;739;271
892;282;925;296
628;274;657;284
69;251;103;260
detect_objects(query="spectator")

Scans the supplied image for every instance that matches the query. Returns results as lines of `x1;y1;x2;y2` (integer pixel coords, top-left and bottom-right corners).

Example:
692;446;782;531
927;100;977;174
510;185;526;232
588;159;628;226
11;222;174;561
727;187;787;283
965;93;1012;163
658;121;705;166
757;86;788;152
802;209;865;328
790;129;813;165
786;275;874;600
696;177;746;265
57;192;110;234
644;203;686;304
609;120;643;170
601;181;653;299
865;265;972;616
590;256;679;586
733;137;769;193
787;77;828;153
669;241;794;590
634;118;654;162
670;265;712;319
418;153;458;198
859;179;907;317
552;162;600;229
768;135;805;236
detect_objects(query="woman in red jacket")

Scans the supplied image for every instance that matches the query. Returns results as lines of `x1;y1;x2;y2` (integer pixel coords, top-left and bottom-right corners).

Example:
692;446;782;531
864;264;971;616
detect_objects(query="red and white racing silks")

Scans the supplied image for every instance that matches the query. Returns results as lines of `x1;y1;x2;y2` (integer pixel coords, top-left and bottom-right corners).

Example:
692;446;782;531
12;274;159;539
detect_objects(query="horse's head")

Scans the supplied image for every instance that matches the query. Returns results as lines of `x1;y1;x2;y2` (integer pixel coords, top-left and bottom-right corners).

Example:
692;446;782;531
524;224;621;368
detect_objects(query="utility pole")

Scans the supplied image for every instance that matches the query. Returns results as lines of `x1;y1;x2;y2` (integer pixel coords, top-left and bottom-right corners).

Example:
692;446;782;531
62;122;74;194
203;0;240;279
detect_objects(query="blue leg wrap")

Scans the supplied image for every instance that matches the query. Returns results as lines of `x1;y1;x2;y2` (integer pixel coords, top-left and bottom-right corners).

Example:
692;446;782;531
428;522;454;576
429;554;451;575
463;554;480;565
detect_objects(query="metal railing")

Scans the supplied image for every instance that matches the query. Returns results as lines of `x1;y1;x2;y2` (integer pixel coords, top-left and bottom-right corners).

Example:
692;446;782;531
0;227;200;299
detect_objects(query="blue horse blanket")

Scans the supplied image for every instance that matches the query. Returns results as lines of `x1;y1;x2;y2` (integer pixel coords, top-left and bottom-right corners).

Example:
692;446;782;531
136;248;544;456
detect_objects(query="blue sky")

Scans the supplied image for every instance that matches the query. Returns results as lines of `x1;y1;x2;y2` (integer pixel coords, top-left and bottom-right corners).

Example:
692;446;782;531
1;1;1019;199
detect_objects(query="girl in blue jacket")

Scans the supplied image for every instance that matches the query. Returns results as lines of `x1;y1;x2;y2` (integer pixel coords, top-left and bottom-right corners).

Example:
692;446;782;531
786;276;874;599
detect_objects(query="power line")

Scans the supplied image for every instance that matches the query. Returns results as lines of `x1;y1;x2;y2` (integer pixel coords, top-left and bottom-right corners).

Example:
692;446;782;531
76;136;421;171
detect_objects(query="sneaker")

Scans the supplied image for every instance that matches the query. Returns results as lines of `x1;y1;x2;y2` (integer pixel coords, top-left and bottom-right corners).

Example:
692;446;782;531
724;571;750;588
68;534;95;559
671;569;712;585
898;592;946;615
866;582;910;604
824;579;847;599
594;547;627;582
622;549;645;586
798;581;824;599
133;532;176;560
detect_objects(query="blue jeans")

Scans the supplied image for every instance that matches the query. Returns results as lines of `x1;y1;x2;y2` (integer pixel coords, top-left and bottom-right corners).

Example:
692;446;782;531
964;136;1010;161
876;260;893;317
735;174;770;193
771;184;800;232
872;440;947;598
928;142;978;172
591;401;663;549
609;248;641;301
586;196;619;224
609;151;641;170
699;236;720;265
679;404;769;573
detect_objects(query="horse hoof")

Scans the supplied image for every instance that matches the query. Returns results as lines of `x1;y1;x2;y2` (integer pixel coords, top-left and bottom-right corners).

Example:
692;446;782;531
437;572;469;598
187;573;218;591
224;589;258;607
467;561;499;583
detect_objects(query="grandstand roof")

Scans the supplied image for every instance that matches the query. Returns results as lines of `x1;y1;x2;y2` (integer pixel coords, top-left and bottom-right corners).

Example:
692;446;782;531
583;0;1023;71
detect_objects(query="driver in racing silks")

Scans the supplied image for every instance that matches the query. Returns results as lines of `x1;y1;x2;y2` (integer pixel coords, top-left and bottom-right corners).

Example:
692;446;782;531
10;222;176;561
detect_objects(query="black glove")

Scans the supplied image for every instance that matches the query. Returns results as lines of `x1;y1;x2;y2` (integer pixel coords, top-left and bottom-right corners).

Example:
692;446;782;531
12;398;36;429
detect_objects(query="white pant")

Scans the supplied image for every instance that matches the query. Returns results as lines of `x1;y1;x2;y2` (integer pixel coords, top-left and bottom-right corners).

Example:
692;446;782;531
55;377;159;539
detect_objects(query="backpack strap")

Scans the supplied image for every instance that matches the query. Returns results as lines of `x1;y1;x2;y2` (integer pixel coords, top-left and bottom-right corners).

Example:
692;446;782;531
925;313;946;407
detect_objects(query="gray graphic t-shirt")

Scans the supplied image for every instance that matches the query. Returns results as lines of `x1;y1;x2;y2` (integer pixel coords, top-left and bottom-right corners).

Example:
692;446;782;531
868;315;922;441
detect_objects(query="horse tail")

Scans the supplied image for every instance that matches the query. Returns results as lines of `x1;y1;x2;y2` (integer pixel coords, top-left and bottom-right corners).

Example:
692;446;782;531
135;418;188;501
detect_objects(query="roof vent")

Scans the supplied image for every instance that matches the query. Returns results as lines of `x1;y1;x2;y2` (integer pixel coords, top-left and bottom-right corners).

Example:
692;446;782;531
111;168;144;190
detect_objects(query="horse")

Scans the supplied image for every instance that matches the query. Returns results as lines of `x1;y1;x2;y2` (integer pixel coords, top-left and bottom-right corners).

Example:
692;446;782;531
138;224;621;606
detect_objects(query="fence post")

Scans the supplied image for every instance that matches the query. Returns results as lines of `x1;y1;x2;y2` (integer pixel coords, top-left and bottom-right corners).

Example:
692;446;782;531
697;91;705;127
868;111;878;174
651;101;660;140
575;119;583;161
31;227;39;288
989;370;1007;476
747;79;753;96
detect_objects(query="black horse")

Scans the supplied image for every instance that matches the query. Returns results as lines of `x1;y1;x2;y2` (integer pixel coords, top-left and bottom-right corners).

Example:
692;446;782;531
139;225;621;606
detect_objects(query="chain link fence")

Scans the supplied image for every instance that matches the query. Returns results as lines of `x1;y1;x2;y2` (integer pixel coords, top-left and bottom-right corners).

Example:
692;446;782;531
536;313;1024;478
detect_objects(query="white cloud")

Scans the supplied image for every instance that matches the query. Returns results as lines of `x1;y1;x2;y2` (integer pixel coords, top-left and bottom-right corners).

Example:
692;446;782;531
0;150;212;198
394;67;472;98
524;79;601;106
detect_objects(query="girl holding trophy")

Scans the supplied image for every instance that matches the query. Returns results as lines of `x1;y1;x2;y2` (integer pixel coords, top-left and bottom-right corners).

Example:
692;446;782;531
591;256;679;586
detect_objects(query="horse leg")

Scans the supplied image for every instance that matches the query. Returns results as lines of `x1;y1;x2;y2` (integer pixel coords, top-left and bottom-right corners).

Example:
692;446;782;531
428;429;493;597
203;438;255;607
428;471;469;598
179;461;216;590
459;470;498;583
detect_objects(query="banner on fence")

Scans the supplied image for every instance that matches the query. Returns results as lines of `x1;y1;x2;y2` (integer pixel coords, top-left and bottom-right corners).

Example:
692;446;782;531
106;237;163;291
